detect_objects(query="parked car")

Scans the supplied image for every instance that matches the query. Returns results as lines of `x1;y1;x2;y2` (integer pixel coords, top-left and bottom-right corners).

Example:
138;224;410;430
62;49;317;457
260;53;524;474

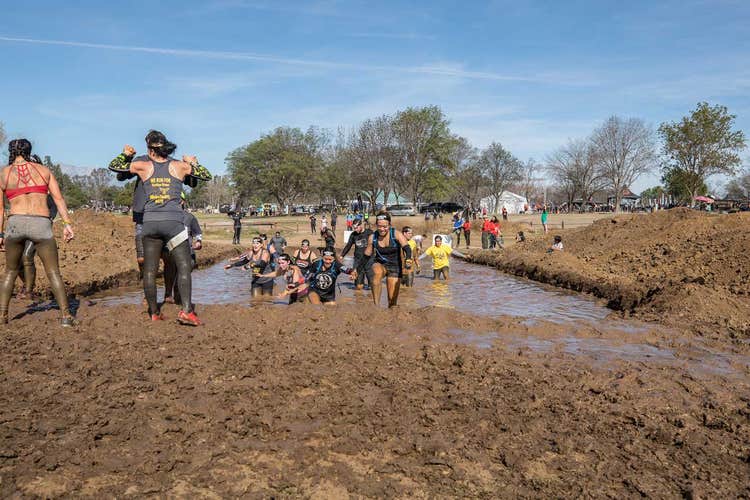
440;202;464;213
419;202;442;213
387;204;416;216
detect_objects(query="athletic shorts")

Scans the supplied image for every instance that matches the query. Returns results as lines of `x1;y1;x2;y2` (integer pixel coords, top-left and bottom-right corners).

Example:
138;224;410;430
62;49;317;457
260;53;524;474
374;260;402;278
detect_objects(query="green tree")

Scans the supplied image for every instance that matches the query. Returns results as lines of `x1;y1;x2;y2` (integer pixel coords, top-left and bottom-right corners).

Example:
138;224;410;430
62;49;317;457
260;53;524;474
43;156;88;208
662;168;706;205
227;127;327;210
113;181;135;207
658;102;746;202
393;106;454;206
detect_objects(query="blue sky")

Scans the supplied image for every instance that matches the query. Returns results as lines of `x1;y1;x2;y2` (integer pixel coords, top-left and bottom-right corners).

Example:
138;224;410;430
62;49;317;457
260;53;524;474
1;0;748;192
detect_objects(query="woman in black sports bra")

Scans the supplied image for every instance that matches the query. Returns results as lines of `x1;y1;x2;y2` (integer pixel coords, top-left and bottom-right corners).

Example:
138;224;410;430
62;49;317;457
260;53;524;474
364;211;413;308
293;239;317;278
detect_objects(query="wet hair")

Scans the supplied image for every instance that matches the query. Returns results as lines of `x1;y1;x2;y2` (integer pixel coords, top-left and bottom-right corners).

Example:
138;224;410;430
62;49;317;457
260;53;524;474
31;154;42;163
275;231;281;236
144;130;177;158
554;235;562;243
260;233;267;240
375;210;391;223
278;253;292;263
491;216;499;223
301;239;310;246
402;226;412;233
321;246;336;257
8;139;32;162
435;235;443;241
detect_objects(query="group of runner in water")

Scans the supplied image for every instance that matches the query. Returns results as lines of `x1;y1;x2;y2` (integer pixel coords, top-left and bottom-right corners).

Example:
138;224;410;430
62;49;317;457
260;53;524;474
0;131;462;327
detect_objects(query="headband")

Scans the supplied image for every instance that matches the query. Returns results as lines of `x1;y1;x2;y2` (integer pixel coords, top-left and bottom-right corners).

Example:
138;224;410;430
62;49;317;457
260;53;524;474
322;250;335;257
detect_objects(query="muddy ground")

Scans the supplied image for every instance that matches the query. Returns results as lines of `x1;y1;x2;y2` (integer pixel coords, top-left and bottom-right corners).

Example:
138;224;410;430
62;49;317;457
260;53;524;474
468;208;750;343
0;209;749;497
0;211;239;298
1;303;749;498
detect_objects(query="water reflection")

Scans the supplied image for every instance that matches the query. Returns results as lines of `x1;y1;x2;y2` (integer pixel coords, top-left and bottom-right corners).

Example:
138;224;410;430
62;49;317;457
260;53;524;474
89;259;614;325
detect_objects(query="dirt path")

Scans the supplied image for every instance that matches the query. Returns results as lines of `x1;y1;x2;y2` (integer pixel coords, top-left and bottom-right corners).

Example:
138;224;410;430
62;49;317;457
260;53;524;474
1;303;748;497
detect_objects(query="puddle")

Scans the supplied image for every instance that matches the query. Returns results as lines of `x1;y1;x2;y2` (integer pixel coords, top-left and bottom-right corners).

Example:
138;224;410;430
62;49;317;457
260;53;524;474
90;258;618;323
82;258;748;377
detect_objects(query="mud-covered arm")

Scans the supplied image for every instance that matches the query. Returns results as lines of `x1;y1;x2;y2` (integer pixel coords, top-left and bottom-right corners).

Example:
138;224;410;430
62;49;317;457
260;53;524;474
340;233;355;258
395;231;412;260
109;152;135;174
185;161;212;183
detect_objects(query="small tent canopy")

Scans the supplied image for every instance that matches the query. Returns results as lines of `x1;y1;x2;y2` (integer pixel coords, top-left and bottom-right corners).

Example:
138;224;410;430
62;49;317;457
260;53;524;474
479;191;528;214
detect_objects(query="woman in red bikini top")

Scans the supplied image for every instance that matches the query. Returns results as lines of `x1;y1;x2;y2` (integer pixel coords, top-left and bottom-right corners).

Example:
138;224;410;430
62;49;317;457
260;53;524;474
0;138;76;326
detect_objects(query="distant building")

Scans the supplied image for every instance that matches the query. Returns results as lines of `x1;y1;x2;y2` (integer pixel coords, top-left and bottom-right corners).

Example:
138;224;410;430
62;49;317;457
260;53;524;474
479;191;529;214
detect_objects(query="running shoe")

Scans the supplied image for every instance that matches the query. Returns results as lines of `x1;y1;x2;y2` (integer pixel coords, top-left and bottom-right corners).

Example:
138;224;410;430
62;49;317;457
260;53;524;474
151;313;165;321
61;317;76;327
176;310;201;326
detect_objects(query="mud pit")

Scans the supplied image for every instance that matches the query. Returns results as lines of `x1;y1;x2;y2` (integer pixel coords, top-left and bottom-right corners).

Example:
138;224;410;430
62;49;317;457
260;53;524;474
0;210;749;497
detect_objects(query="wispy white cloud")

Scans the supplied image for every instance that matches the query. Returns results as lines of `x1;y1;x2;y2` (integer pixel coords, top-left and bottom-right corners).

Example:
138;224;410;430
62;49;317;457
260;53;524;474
0;35;595;86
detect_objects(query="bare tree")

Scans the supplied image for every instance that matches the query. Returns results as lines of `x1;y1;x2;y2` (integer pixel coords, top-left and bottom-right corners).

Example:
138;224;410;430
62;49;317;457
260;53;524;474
514;157;541;207
347;115;399;210
448;136;482;210
547;139;603;211
591;116;656;212
478;142;523;213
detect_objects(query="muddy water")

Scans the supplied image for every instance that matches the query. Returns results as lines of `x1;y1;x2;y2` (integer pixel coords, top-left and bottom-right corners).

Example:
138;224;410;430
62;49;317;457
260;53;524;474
85;259;748;375
91;259;613;321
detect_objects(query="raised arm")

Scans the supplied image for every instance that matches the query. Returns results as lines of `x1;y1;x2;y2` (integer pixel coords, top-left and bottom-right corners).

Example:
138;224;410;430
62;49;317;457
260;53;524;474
109;145;137;175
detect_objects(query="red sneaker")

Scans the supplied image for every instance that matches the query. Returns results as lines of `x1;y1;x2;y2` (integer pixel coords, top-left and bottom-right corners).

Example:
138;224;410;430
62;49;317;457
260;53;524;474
177;310;201;326
151;313;165;321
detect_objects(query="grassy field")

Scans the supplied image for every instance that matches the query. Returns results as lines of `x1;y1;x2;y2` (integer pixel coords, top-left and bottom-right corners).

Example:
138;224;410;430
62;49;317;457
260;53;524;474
192;211;629;248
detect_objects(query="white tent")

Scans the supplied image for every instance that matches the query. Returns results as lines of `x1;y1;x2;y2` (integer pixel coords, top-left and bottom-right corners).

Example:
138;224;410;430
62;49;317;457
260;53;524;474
479;191;528;215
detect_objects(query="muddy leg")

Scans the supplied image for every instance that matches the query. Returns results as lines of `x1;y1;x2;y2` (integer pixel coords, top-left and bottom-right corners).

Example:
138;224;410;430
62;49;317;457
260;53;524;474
386;276;401;308
370;263;386;306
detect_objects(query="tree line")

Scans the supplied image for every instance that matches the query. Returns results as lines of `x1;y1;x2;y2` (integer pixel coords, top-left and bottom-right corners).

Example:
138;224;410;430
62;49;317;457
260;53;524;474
1;100;745;213
225;102;745;214
224;105;537;213
547;102;746;209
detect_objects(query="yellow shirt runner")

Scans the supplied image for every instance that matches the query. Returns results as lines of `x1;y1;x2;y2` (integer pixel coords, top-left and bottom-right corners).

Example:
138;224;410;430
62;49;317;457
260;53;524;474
424;243;452;270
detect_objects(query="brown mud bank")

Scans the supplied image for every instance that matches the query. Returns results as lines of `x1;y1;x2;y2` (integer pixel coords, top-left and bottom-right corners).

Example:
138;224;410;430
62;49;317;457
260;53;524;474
0;211;240;298
1;303;749;497
467;208;750;341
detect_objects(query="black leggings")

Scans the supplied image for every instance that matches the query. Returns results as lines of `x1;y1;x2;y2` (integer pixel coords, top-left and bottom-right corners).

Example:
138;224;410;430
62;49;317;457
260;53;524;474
0;218;69;320
142;220;193;315
18;240;37;292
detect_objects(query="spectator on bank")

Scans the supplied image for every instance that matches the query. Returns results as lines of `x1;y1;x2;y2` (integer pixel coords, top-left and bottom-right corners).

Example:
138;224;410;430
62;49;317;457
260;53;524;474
231;211;242;245
462;218;472;249
309;213;317;234
481;215;492;249
547;235;563;253
489;215;502;249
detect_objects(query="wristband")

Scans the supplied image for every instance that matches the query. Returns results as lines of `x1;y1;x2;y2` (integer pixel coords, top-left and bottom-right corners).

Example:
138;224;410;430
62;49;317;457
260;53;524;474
62;220;72;226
